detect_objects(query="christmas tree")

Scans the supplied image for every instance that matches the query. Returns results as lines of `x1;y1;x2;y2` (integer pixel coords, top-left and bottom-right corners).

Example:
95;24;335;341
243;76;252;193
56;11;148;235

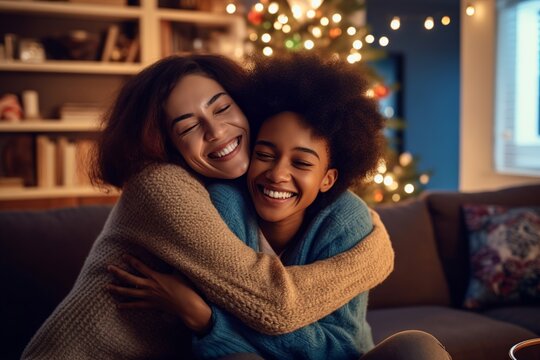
244;0;431;205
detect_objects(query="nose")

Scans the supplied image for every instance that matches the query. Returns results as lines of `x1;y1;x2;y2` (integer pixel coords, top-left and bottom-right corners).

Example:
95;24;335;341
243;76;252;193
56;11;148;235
203;119;225;142
265;160;290;183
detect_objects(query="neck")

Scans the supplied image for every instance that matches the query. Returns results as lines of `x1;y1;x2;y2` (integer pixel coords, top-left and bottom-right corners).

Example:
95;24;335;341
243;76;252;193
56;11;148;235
259;212;304;255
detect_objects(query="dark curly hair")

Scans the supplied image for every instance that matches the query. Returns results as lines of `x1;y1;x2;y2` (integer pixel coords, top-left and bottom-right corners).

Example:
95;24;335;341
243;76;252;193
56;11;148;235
245;53;385;205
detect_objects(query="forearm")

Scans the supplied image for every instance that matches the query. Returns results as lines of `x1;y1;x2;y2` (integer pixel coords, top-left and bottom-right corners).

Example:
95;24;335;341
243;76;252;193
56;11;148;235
120;164;393;334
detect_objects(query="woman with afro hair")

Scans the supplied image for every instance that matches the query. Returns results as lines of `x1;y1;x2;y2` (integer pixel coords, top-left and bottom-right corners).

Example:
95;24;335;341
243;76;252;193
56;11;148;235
109;54;451;360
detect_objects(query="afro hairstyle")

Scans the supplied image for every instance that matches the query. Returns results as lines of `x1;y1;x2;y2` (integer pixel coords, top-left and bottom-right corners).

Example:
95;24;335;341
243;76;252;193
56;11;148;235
244;53;386;205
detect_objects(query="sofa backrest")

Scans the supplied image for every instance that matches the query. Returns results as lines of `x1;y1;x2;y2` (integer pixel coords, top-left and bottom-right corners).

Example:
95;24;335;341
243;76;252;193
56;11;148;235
425;183;540;307
0;205;112;360
370;197;451;309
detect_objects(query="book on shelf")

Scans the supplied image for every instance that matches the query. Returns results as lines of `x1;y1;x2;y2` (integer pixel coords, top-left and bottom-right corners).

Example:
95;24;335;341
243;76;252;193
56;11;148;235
56;136;77;187
0;177;24;189
59;103;103;122
36;135;56;188
69;0;127;5
75;139;94;186
101;24;120;62
125;34;139;63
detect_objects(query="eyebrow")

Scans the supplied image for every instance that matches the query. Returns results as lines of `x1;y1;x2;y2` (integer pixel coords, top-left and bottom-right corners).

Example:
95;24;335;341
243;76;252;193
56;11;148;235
255;140;320;160
170;92;227;129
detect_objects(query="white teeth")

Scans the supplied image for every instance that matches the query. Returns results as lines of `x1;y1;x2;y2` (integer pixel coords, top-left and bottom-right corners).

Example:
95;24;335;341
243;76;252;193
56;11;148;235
263;187;294;199
213;138;239;158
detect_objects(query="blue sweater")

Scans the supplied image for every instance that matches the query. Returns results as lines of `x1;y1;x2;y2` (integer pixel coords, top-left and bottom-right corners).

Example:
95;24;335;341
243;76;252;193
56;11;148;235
193;183;375;360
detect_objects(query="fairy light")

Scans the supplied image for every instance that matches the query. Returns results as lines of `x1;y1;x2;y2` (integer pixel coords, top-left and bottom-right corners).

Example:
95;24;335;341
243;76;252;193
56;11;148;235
291;5;303;19
441;16;451;25
310;0;322;9
254;3;264;12
282;24;291;33
225;3;236;14
424;16;435;30
383;175;394;187
420;174;430;184
304;39;315;50
261;33;272;43
390;16;401;30
466;4;475;16
346;52;361;64
404;183;415;194
399;152;413;166
332;13;342;23
379;36;389;47
347;27;356;36
392;194;401;202
268;2;279;14
263;46;273;56
374;174;384;184
249;32;258;41
353;39;363;49
312;26;322;38
377;162;387;174
274;21;283;30
389;182;399;191
285;39;295;48
365;34;375;43
366;89;375;98
278;14;289;24
307;9;316;18
320;17;330;26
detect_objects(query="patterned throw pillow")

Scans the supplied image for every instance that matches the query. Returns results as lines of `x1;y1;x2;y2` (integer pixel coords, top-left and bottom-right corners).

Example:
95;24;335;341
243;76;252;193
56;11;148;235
462;204;540;309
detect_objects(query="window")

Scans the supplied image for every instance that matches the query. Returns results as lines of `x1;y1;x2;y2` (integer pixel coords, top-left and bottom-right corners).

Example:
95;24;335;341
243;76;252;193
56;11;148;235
495;0;540;176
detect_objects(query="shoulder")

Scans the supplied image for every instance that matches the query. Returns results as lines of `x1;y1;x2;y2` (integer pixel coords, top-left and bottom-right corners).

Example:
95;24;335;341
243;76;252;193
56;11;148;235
322;191;372;233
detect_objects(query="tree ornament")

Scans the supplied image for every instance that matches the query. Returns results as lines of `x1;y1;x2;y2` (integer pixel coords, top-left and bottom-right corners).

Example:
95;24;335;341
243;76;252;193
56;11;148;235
248;9;264;25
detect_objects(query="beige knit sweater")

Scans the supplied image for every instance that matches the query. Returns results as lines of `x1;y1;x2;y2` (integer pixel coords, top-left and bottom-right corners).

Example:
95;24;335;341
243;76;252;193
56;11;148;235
22;163;394;360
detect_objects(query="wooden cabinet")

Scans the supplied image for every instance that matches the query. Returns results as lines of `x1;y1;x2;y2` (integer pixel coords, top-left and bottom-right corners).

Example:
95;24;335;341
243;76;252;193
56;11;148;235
0;0;245;208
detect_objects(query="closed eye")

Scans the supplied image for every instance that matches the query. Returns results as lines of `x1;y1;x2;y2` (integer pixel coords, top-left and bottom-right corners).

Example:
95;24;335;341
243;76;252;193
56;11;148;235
178;122;199;136
255;151;274;161
293;160;313;168
215;104;231;115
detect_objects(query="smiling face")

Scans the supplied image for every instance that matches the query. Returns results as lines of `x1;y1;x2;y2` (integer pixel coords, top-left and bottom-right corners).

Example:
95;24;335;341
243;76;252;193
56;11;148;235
247;112;338;229
165;74;250;179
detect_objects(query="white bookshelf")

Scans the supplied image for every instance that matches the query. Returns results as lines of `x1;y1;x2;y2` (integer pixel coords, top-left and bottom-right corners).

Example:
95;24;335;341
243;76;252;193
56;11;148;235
0;60;142;74
0;186;118;200
0;120;101;132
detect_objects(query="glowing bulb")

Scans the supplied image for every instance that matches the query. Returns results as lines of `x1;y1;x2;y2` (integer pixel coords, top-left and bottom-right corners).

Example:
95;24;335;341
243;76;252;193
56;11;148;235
404;183;415;194
306;9;316;18
332;13;342;23
441;16;451;25
389;182;399;191
384;106;394;117
254;3;264;12
374;174;384;184
320;17;329;26
346;52;361;64
366;89;375;98
312;26;322;38
383;175;394;187
390;16;400;30
399;152;413;166
424;16;434;30
353;39;363;49
285;39;295;48
310;0;322;9
392;194;401;202
268;2;279;14
278;14;288;24
347;27;356;36
274;21;283;30
379;36;389;47
420;174;430;184
291;5;302;19
261;33;272;43
365;34;375;43
225;3;236;14
249;32;258;41
282;24;291;33
304;39;315;50
466;5;475;16
377;162;387;174
263;46;273;56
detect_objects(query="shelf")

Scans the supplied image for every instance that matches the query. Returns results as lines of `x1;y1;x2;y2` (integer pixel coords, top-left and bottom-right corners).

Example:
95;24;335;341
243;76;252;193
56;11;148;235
157;9;242;25
0;120;101;133
0;60;143;74
0;0;141;20
0;186;119;200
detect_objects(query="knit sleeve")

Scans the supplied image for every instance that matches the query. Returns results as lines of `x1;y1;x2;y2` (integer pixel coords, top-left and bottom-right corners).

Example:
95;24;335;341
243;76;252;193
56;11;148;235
117;163;394;335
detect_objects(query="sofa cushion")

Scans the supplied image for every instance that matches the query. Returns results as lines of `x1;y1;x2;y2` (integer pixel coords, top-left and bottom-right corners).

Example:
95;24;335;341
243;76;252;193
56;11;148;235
367;306;537;360
462;205;540;309
370;198;450;309
425;184;540;307
0;205;112;360
482;306;540;335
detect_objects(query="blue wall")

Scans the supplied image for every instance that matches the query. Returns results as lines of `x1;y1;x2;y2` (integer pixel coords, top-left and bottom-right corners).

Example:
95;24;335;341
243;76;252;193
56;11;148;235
366;0;460;190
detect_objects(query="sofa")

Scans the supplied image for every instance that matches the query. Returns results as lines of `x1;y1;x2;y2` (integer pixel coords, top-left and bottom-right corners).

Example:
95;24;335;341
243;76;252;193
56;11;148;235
1;184;539;360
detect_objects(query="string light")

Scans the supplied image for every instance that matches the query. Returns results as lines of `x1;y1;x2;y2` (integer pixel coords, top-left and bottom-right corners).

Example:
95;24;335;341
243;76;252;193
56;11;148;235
379;36;389;47
307;9;316;19
377;162;387;174
399;152;413;166
285;39;295;48
353;39;363;49
347;27;356;36
404;183;415;194
225;3;236;14
441;16;451;25
374;174;384;184
254;3;264;12
273;21;283;30
263;46;273;56
392;194;401;202
278;14;288;24
346;52;361;64
383;175;394;187
320;17;330;26
420;174;430;184
466;4;475;16
249;32;258;41
365;34;375;43
261;33;272;43
291;5;303;19
282;24;291;33
312;26;322;38
332;13;342;23
268;2;279;14
390;16;401;30
424;16;435;30
304;39;315;50
310;0;323;9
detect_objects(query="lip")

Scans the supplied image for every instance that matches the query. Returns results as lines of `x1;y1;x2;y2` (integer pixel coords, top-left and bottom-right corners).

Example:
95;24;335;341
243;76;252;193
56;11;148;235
256;184;298;204
207;136;242;162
